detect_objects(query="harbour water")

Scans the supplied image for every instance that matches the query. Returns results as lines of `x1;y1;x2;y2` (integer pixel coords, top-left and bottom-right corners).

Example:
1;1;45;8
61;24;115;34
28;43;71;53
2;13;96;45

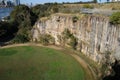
0;7;13;20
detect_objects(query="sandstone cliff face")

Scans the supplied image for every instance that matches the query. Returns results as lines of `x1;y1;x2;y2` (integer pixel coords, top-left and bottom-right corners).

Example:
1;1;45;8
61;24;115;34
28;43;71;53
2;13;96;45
33;13;120;63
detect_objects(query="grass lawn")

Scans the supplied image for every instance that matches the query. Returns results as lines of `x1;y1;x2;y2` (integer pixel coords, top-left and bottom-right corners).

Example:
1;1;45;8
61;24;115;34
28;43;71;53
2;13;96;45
0;46;85;80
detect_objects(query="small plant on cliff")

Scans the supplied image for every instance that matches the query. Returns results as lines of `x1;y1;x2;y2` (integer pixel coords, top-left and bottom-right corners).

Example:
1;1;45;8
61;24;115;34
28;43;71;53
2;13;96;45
62;29;72;39
110;12;120;25
69;35;78;49
72;16;79;23
83;4;94;9
62;29;78;49
39;34;55;45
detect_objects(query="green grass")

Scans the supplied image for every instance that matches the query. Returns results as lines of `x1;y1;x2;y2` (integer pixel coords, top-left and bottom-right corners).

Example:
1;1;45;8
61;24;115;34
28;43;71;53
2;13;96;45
62;47;100;80
0;46;84;80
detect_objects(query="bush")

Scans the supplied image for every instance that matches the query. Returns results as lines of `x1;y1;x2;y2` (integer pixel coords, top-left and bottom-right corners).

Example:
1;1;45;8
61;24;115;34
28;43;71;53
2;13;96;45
83;4;94;9
12;28;31;43
62;29;72;39
12;33;29;43
69;35;78;49
9;5;37;43
62;29;78;49
72;16;79;23
110;12;120;25
0;21;18;41
39;34;55;45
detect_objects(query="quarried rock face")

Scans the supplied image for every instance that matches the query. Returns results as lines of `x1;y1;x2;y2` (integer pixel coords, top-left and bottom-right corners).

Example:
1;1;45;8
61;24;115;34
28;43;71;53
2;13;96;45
33;13;120;64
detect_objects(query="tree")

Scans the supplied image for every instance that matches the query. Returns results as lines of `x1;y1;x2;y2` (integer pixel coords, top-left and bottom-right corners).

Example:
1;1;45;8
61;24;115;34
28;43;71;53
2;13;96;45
93;0;97;3
10;5;36;26
0;21;18;42
72;16;79;23
10;5;36;43
31;4;48;18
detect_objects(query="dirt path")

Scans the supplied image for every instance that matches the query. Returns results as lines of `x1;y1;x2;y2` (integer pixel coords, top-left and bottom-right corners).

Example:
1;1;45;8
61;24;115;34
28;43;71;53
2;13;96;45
0;43;97;80
0;43;62;50
70;53;97;80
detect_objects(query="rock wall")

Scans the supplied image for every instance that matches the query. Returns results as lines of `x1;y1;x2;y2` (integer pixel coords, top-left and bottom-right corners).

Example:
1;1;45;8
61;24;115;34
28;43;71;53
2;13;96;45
32;13;120;63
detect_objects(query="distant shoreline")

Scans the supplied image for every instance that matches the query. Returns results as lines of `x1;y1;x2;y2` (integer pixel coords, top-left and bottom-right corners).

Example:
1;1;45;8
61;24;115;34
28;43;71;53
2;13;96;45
0;7;13;20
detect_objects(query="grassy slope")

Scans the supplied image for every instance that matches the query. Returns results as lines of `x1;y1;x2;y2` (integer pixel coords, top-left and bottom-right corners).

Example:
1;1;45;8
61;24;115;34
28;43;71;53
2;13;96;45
61;47;98;80
0;46;84;80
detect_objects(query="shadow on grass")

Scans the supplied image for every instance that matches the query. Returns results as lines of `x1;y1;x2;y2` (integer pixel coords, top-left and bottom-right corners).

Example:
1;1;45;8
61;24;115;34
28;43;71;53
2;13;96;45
0;49;17;56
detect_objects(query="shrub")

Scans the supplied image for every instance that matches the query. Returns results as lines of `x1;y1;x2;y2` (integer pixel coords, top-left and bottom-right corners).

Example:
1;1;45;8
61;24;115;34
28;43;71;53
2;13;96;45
10;5;36;43
62;29;72;39
69;35;78;49
110;12;120;25
52;7;59;13
11;28;31;43
39;34;55;45
0;21;18;41
12;34;29;43
83;4;94;9
62;29;78;49
72;16;79;23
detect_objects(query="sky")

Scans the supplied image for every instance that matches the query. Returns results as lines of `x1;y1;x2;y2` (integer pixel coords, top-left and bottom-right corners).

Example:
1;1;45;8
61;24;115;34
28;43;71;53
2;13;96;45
20;0;108;5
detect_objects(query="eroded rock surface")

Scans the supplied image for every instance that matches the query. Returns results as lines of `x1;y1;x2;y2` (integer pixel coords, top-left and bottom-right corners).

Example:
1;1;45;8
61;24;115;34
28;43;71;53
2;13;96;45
32;13;120;64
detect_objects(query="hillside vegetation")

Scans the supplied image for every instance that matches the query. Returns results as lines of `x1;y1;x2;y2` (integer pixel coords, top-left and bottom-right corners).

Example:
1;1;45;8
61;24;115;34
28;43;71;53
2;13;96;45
0;3;120;43
110;12;120;25
0;3;61;42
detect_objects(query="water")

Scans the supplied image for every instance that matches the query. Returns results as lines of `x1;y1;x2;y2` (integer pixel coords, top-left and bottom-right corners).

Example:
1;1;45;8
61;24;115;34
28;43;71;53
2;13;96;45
0;7;13;20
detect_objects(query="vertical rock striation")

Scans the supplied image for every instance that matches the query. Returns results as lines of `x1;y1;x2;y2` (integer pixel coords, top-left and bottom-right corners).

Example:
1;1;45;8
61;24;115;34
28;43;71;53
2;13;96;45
33;13;120;63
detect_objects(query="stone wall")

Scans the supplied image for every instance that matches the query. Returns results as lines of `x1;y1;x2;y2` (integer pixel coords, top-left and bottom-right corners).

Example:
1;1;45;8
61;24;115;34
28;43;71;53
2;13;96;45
32;13;120;64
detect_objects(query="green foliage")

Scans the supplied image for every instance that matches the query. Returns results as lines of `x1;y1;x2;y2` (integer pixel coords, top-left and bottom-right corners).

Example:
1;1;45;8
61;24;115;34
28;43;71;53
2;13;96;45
69;35;78;49
31;4;49;18
0;21;18;41
1;4;62;43
62;29;78;49
52;7;59;13
12;34;29;43
62;29;72;39
31;3;60;18
10;5;36;26
45;3;60;13
110;12;120;25
72;16;79;23
12;28;30;43
4;4;61;43
93;0;97;3
39;34;55;45
9;5;37;43
83;4;94;9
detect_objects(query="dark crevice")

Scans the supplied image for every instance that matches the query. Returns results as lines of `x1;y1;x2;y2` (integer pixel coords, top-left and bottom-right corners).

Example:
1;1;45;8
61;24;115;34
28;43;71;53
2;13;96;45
103;60;120;80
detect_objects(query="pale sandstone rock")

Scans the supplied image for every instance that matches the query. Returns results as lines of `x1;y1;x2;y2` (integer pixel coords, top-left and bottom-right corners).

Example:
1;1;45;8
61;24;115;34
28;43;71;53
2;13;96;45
33;13;120;64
